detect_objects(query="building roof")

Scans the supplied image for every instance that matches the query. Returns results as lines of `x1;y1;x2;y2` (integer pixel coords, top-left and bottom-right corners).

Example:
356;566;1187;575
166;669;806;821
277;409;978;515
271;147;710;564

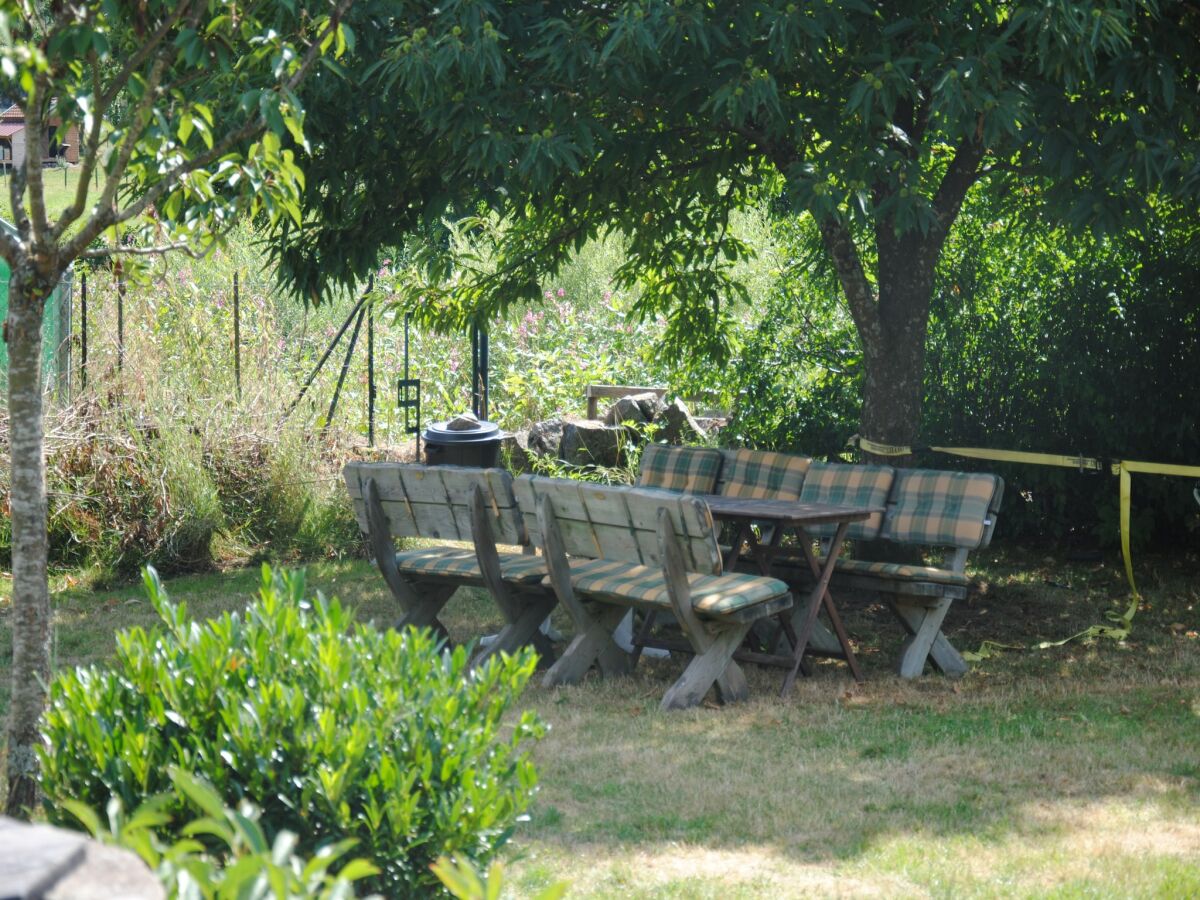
0;123;23;138
0;104;23;121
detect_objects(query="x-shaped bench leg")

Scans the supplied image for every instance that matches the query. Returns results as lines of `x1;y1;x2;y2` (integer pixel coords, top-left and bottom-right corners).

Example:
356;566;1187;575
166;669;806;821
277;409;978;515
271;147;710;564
472;591;559;669
542;604;632;687
891;596;967;678
660;621;752;710
396;583;457;641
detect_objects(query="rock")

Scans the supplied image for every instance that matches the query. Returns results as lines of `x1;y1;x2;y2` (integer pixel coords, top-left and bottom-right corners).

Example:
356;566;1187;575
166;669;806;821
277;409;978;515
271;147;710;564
527;419;564;457
603;395;648;427
603;391;666;426
560;420;626;468
445;412;481;431
658;397;707;445
500;430;532;473
0;816;163;899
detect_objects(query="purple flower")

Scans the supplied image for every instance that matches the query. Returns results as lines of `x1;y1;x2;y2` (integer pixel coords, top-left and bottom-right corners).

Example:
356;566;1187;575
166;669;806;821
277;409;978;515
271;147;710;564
556;287;565;297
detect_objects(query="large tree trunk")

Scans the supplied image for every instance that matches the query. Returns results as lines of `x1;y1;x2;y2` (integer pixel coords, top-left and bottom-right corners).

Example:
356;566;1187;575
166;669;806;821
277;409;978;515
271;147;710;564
4;271;52;818
858;236;938;456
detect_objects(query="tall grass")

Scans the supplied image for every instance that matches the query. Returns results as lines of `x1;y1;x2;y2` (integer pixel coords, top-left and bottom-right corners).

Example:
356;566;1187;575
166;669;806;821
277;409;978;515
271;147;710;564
1;201;784;578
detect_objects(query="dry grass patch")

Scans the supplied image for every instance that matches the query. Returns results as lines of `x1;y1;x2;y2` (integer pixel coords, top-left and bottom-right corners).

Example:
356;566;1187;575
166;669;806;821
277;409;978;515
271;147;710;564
2;547;1198;896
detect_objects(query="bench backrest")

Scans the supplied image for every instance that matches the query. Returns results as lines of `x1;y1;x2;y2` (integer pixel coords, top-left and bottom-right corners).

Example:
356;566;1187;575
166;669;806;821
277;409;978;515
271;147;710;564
343;462;526;546
637;444;723;493
880;469;1004;551
716;448;812;499
797;461;895;540
513;475;723;575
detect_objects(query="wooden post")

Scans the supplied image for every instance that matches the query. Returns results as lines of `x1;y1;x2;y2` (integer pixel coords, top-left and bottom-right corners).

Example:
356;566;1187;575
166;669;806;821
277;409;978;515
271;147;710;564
79;273;87;391
115;261;125;373
232;270;241;400
367;291;375;446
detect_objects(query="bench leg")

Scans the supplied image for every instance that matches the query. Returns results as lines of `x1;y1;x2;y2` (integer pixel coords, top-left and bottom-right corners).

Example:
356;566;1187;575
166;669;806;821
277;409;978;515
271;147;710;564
542;604;632;687
396;583;457;638
471;591;558;669
891;596;966;678
661;622;753;711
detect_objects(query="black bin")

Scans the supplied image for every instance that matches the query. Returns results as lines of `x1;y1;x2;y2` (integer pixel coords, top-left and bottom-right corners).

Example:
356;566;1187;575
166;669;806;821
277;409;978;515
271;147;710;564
423;418;503;468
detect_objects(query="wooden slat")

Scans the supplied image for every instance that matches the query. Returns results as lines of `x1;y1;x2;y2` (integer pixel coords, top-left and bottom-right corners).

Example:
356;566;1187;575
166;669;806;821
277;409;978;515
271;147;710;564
343;462;525;545
513;476;722;574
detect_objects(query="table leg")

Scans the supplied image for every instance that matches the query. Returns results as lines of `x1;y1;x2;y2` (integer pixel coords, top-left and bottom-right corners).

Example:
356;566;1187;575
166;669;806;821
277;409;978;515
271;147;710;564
794;536;864;683
781;521;852;696
724;520;753;572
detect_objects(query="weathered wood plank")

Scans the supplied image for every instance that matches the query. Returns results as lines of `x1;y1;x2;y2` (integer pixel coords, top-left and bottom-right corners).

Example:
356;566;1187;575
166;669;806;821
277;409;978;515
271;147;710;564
660;624;752;710
513;475;721;574
658;507;748;705
344;462;525;545
892;596;965;678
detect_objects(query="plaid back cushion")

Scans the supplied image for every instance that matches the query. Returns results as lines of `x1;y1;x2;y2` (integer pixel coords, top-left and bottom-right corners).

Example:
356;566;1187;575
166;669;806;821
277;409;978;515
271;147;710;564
881;469;999;548
638;444;723;493
719;449;812;500
797;462;894;540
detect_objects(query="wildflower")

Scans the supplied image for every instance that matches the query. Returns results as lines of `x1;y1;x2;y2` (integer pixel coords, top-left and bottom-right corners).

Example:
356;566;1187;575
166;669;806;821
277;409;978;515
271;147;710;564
544;290;553;300
448;349;461;373
556;287;565;297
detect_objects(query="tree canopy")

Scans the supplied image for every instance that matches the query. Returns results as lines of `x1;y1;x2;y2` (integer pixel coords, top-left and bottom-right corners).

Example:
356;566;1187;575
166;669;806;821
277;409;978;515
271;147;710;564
277;0;1199;447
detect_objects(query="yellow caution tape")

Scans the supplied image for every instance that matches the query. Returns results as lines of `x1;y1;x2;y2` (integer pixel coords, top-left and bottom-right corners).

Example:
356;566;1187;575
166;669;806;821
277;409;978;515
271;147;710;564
846;435;1200;648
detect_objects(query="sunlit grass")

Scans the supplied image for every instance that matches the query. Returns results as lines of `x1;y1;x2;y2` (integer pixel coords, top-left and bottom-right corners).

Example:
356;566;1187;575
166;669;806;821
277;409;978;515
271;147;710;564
1;547;1197;895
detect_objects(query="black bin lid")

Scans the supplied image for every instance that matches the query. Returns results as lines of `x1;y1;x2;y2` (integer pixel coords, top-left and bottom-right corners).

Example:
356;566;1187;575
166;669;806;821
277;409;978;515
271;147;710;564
424;418;502;444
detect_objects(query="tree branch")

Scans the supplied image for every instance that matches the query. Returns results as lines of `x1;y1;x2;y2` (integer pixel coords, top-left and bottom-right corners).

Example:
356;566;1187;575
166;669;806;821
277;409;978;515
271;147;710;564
24;81;50;249
63;0;354;260
929;129;987;247
817;215;880;358
80;240;211;259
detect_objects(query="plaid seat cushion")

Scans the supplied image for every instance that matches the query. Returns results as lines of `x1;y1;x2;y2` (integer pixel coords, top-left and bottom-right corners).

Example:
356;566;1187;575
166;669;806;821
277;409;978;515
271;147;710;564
638;444;723;493
797;462;894;540
881;469;998;549
569;558;788;617
394;547;547;584
719;449;811;499
832;558;970;586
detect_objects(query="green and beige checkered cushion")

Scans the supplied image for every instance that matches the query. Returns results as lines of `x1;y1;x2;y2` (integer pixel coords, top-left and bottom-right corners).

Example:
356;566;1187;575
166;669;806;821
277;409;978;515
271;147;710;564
638;444;723;493
832;558;969;586
797;462;894;540
881;469;998;548
394;546;547;583
568;558;789;617
719;449;812;499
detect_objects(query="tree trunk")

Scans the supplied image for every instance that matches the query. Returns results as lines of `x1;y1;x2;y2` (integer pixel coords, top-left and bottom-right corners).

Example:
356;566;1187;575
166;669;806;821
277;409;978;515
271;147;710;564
4;271;51;818
858;238;937;458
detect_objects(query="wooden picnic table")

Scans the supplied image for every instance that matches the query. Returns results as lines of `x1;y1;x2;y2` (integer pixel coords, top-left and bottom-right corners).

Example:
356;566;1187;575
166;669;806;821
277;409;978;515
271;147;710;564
700;495;883;692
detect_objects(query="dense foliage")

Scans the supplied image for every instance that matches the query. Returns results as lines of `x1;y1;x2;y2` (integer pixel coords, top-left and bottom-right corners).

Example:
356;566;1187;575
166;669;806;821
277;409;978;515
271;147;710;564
65;769;379;899
40;567;544;895
727;194;1200;547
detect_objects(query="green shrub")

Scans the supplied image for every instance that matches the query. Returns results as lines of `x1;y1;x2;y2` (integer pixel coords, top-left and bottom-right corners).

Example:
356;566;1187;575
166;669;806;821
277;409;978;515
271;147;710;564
65;768;379;899
40;566;544;896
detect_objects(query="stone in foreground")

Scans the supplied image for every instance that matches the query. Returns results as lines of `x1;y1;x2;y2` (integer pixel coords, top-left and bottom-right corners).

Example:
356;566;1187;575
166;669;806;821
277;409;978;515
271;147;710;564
0;816;162;900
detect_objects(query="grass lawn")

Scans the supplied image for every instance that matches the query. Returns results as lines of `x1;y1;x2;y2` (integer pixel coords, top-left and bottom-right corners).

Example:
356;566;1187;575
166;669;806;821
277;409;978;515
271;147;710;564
1;548;1198;897
0;163;92;227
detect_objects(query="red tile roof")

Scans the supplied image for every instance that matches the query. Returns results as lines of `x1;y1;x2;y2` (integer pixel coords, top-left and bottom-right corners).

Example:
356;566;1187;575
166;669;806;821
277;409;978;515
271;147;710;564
0;123;22;137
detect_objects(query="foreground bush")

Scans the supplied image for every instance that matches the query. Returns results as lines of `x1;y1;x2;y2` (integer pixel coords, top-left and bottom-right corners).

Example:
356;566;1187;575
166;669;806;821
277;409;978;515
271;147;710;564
41;566;544;896
65;768;379;899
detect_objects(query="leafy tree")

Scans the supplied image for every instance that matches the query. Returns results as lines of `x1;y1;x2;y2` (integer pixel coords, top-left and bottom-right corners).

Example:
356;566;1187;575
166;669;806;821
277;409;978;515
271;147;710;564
0;0;352;815
277;0;1198;457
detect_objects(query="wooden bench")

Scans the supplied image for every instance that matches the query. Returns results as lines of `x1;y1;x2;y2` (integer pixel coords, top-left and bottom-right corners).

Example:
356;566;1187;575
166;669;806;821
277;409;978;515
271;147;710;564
343;462;557;665
512;475;793;710
829;468;1004;678
769;464;1003;678
585;384;667;420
